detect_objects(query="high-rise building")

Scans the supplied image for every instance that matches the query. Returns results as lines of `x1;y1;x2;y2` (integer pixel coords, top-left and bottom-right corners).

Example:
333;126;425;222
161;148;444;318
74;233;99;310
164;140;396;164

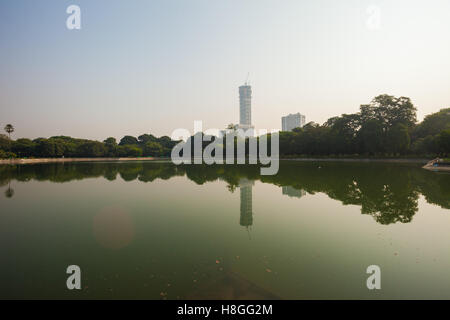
239;84;253;130
282;113;306;131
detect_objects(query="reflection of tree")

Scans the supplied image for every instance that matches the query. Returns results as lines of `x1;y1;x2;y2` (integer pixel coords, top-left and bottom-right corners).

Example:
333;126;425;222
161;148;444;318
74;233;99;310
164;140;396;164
267;162;421;225
4;181;14;198
227;184;237;193
0;161;448;225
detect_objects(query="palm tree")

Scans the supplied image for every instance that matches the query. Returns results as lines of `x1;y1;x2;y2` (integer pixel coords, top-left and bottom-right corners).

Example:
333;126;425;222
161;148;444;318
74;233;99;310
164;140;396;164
4;124;14;139
227;124;238;131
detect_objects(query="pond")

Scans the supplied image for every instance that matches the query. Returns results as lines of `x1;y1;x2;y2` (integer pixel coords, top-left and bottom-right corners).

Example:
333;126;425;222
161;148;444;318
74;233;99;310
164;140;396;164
0;161;449;299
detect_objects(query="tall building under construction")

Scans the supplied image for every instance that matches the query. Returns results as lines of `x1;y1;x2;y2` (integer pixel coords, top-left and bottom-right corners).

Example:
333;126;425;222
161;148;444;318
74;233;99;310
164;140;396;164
239;84;253;130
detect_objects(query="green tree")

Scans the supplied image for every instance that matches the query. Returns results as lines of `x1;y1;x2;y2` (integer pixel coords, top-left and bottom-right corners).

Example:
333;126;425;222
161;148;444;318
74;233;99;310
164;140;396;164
411;135;439;155
119;135;138;146
4;124;14;139
143;141;163;157
76;141;106;157
117;145;142;157
364;95;417;129
35;139;64;157
103;137;118;157
358;119;384;155
325;114;360;154
437;129;450;155
386;123;410;155
104;137;117;145
413;108;450;139
0;134;10;150
12;139;36;157
138;134;157;145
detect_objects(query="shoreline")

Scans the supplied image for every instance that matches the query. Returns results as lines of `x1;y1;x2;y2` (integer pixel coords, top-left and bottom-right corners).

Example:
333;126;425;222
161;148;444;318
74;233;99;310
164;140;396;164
0;157;431;165
282;158;430;164
0;157;158;165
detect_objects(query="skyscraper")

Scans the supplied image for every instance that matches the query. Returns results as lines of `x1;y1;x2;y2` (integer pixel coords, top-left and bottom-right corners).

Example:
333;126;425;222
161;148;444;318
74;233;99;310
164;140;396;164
239;84;253;129
282;113;306;131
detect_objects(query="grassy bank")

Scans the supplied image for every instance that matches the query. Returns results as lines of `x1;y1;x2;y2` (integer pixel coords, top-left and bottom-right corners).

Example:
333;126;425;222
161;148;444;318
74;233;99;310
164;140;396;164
0;157;161;165
0;156;432;166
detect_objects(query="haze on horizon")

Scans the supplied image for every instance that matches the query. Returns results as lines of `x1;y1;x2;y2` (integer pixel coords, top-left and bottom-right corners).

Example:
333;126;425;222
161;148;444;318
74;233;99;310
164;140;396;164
1;0;449;141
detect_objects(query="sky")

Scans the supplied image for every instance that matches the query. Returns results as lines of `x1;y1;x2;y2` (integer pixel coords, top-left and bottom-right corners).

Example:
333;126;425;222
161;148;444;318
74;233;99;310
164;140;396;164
1;0;450;141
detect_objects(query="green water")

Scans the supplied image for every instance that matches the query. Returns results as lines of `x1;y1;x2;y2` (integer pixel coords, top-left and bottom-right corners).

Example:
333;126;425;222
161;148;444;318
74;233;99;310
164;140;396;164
0;161;449;299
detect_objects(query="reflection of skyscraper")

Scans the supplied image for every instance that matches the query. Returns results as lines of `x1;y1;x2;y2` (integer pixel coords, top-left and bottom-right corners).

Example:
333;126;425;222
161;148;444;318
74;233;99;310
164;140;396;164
282;186;306;198
239;178;254;229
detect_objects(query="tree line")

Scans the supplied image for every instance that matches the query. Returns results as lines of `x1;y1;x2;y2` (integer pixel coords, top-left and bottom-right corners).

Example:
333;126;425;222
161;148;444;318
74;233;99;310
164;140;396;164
0;132;178;159
279;95;449;157
1;94;449;159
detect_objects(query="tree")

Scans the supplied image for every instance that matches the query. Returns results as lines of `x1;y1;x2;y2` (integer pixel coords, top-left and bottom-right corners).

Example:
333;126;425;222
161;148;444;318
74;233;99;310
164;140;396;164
226;124;238;131
35;139;64;157
361;95;417;130
119;135;138;146
0;150;16;159
411;135;438;155
103;137;118;157
437;129;450;155
143;141;163;157
358;119;384;155
386;123;410;155
117;145;142;157
12;139;36;157
138;134;157;145
413;108;450;139
76;141;106;157
103;137;117;145
0;134;10;150
4;124;14;139
326;114;360;154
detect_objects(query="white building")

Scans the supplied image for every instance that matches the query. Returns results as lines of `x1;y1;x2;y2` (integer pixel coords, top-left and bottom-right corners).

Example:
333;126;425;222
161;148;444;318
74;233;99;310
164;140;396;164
282;113;306;131
239;84;254;130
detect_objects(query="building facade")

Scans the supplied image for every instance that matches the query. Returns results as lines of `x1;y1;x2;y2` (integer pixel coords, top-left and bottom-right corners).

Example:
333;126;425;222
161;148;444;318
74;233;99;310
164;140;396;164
281;113;306;131
239;85;253;130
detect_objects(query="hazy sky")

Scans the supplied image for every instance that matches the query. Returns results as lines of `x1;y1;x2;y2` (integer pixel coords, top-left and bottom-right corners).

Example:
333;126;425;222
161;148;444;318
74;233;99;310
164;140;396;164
1;0;449;141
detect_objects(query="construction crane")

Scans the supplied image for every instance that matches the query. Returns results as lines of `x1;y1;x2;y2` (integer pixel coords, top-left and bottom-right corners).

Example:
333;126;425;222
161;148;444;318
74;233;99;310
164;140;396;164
245;72;250;86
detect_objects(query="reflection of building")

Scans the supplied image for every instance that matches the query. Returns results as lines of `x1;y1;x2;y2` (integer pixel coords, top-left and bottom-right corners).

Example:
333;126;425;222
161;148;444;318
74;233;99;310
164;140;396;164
282;113;306;131
239;178;254;229
282;186;306;198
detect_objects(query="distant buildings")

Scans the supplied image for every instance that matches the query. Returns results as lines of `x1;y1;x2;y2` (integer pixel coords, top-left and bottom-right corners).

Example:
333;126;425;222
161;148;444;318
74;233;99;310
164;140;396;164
221;83;308;136
282;113;306;132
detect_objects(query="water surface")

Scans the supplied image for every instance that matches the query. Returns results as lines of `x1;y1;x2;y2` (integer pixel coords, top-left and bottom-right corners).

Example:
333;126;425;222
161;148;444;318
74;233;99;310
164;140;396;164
1;161;449;299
